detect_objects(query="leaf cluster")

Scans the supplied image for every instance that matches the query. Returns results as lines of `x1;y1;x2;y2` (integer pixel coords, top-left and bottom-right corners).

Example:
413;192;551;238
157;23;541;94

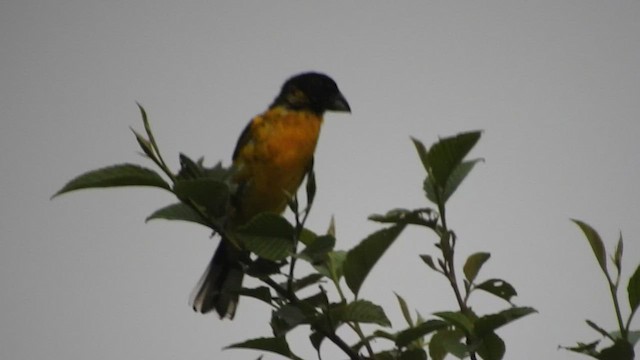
54;107;539;359
369;132;535;360
563;220;640;359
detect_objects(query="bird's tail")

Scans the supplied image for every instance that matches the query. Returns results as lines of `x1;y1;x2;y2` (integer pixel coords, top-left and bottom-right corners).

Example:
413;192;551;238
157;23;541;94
189;241;244;319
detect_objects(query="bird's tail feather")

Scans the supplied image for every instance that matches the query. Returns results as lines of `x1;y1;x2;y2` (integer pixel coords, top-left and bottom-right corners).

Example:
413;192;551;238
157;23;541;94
189;241;244;319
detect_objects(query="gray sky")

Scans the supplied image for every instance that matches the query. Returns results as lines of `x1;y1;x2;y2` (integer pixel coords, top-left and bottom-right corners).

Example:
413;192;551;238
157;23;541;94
2;1;639;359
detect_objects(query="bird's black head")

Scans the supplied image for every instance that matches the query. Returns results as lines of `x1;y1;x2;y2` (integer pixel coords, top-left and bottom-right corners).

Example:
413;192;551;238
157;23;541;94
271;72;351;115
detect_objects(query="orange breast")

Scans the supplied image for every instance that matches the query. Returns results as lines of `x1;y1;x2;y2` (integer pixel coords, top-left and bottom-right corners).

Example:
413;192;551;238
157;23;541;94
232;108;323;222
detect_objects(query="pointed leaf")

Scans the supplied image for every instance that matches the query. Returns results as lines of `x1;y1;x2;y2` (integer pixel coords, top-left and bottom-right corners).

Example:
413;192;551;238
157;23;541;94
628;263;640;314
236;214;294;261
315;250;347;282
369;208;437;228
299;235;335;264
586;320;613;339
395;293;413;327
271;305;307;336
146;202;209;227
333;300;391;327
226;337;300;360
395;319;449;347
309;331;325;354
174;178;229;217
476;332;505;360
463;252;491;283
572;219;608;274
627;330;640;346
53;163;170;197
562;340;600;357
475;307;537;336
131;128;156;159
326;216;336;238
423;176;438;204
427;131;482;189
420;254;440;272
287;273;324;292
399;348;427;360
245;258;283;278
411;137;430;173
429;329;467;360
441;159;482;203
433;311;474;334
344;224;406;296
237;286;272;304
613;233;623;272
476;278;517;303
300;291;329;309
598;339;634;360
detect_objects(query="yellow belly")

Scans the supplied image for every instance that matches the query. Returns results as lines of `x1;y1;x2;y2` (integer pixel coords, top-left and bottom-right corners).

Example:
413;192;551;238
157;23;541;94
232;108;323;222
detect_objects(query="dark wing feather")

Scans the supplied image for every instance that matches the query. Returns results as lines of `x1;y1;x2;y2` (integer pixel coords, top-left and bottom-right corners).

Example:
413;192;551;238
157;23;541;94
232;120;254;161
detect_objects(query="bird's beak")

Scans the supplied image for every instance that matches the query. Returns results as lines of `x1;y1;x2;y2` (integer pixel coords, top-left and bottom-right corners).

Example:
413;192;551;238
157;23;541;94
328;92;351;113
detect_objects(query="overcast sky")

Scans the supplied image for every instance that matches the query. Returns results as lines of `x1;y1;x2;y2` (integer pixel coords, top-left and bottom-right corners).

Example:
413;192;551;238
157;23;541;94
2;1;640;359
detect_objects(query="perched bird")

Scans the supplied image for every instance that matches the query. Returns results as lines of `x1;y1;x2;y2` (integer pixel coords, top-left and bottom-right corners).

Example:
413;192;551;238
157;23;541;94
190;72;351;318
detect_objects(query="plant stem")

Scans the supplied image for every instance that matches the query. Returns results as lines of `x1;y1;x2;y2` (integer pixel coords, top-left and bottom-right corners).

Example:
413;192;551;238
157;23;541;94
262;277;362;360
334;280;374;358
605;274;626;338
437;194;478;360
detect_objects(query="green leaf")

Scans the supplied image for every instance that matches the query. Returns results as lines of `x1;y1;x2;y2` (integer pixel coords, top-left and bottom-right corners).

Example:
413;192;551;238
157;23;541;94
344;224;406;296
271;305;307;336
475;307;537;336
131;128;156;160
298;235;335;264
369;350;397;360
598;339;634;360
572;219;608;274
429;329;467;360
562;340;600;357
286;273;324;292
476;332;505;360
426;131;482;190
369;208;437;228
236;214;294;261
399;348;428;360
420;254;440;272
177;153;231;181
586;320;613;340
237;286;272;304
395;292;413;327
433;311;474;335
173;178;229;217
53;163;170;198
411;137;431;173
309;331;325;353
326;216;336;238
441;159;482;203
463;252;491;283
395;319;449;347
298;227;317;246
146;202;209;227
300;291;329;309
316;250;347;282
226;336;301;360
627;263;640;315
476;278;517;303
613;233;623;272
245;258;283;278
332;300;392;327
626;330;640;346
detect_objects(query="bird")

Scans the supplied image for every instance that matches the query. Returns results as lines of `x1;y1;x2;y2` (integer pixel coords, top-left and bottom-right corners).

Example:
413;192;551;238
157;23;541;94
189;72;351;319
